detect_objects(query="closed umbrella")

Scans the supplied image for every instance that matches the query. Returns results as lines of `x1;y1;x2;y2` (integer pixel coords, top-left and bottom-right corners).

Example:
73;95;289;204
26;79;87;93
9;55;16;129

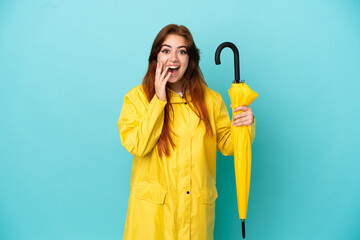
215;42;258;239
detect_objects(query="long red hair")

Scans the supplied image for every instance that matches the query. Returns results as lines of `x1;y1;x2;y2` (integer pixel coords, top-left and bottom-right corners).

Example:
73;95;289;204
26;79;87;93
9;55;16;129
142;24;213;157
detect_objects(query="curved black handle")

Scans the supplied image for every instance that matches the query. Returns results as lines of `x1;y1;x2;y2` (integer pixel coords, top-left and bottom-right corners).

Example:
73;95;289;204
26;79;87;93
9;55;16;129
215;42;240;83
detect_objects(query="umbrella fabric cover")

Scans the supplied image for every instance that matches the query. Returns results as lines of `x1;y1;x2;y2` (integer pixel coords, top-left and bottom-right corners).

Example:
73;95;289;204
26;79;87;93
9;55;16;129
228;82;258;220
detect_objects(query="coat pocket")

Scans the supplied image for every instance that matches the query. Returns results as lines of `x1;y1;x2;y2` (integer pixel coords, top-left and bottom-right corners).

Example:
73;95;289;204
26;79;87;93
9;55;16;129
134;185;167;205
199;185;218;204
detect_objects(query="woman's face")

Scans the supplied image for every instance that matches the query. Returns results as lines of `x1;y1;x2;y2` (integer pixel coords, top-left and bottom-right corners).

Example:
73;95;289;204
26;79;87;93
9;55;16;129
157;34;189;85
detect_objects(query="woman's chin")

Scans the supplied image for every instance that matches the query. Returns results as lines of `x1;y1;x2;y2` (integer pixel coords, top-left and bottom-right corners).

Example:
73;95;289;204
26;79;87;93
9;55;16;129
167;77;180;83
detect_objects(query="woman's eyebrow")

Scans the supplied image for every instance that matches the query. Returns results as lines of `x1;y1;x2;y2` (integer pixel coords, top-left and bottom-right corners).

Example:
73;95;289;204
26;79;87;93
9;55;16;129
161;44;187;49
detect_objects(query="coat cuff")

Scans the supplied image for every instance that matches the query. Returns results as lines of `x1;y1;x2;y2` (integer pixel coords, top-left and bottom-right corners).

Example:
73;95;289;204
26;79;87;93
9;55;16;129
148;94;167;111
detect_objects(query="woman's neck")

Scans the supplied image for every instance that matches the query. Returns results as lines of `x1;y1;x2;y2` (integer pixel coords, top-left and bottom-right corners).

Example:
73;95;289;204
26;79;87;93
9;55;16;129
167;80;183;93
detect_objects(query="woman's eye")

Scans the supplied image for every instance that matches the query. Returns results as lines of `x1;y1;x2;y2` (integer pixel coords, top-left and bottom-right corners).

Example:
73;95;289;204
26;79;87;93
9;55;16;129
162;49;170;54
179;50;187;55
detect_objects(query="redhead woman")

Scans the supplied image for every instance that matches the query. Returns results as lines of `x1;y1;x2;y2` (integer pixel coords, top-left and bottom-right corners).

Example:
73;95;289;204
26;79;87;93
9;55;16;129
117;24;255;240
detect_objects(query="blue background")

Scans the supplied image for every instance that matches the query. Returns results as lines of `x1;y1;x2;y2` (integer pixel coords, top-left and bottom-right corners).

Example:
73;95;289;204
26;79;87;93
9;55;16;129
1;0;359;239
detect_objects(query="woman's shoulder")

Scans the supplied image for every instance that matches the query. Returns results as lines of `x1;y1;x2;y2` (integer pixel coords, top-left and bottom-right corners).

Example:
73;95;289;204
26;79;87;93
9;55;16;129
203;86;227;113
123;84;147;100
122;84;151;107
204;86;224;102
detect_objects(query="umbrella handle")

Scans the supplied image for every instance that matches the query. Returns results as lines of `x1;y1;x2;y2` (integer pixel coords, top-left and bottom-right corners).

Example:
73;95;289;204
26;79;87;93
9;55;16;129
215;42;240;83
241;219;246;239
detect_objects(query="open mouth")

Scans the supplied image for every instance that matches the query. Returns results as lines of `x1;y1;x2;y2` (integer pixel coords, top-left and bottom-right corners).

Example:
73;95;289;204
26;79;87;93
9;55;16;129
168;66;180;74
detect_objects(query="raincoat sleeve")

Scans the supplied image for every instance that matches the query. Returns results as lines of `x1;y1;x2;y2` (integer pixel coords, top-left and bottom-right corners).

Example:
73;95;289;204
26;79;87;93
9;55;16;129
216;97;234;156
216;96;256;156
117;91;167;157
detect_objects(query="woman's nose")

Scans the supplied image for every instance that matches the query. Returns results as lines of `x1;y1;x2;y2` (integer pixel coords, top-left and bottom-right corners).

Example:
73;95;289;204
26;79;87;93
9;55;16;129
169;52;178;62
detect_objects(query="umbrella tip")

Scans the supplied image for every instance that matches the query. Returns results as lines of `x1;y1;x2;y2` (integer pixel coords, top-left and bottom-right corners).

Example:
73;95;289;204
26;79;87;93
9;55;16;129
241;219;246;239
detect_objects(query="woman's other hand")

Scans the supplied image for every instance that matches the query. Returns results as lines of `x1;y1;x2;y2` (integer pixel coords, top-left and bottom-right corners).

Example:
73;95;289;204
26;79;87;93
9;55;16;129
230;105;254;126
155;62;171;101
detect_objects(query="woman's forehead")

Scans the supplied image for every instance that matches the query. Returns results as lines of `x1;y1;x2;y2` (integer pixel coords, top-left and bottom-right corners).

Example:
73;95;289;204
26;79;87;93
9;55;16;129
162;34;187;48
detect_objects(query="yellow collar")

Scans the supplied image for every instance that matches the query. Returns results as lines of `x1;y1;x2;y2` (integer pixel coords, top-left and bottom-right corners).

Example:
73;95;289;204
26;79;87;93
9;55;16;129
167;88;192;104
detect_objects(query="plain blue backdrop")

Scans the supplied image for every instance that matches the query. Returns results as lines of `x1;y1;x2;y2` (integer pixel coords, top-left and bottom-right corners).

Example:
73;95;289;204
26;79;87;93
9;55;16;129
1;0;359;239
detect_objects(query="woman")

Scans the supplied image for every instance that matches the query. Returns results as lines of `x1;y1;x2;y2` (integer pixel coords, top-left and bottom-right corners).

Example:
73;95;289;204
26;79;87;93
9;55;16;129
118;24;255;240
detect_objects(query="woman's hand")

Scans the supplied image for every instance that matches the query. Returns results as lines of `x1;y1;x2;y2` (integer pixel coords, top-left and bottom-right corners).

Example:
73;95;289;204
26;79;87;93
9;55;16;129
230;105;254;126
155;62;171;101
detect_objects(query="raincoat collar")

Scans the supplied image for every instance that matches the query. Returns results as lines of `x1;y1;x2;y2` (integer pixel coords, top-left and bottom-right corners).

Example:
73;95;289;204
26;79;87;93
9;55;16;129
167;88;192;104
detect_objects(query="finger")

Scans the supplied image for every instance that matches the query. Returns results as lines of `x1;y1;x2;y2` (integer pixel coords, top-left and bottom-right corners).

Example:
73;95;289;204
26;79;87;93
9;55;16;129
160;65;170;80
233;114;254;125
232;120;252;127
233;115;251;123
163;72;171;83
232;117;252;126
232;112;248;121
233;110;254;120
160;72;171;88
155;62;161;80
233;105;250;112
